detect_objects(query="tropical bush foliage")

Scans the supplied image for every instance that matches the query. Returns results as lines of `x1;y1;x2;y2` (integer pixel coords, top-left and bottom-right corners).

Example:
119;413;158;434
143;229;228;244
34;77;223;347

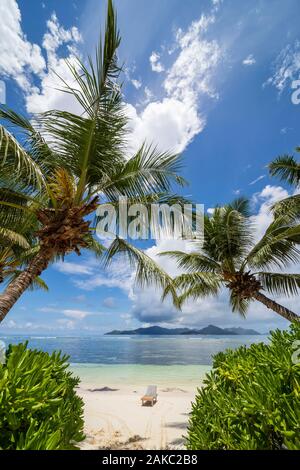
186;324;300;450
0;343;84;450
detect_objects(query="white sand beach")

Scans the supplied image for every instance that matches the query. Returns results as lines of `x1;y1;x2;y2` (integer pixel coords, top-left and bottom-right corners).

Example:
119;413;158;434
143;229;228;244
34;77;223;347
72;365;209;450
78;385;195;450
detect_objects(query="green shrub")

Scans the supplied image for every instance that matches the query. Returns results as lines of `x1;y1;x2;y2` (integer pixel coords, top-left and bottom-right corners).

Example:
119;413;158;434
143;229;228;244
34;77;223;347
186;324;300;450
0;342;85;450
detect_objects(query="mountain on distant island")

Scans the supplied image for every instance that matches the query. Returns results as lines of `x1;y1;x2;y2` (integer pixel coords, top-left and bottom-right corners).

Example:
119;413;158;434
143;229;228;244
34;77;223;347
184;325;236;335
106;326;192;336
105;325;260;336
224;327;260;335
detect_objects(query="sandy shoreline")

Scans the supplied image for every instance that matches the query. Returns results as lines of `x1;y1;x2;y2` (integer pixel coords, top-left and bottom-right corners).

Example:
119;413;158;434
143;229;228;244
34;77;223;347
78;383;198;450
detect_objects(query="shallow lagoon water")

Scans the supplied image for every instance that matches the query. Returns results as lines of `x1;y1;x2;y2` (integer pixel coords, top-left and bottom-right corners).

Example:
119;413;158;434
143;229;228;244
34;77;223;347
70;363;211;387
0;334;267;386
0;334;267;365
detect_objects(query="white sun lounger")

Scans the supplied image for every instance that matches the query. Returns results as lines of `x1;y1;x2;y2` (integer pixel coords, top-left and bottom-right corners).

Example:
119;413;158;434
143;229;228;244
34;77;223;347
141;385;157;406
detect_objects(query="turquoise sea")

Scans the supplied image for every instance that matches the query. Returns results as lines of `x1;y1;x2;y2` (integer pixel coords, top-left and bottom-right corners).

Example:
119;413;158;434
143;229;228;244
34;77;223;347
0;334;267;386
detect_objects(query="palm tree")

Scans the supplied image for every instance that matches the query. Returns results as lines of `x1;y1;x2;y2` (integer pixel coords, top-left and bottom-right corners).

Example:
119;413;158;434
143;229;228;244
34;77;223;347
160;198;300;323
269;150;300;218
0;0;182;322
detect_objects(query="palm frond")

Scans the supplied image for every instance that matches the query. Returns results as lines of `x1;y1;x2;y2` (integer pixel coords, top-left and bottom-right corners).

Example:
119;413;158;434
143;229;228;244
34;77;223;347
159;251;220;273
172;272;222;306
83;234;106;258
16;245;40;265
272;194;300;221
5;269;48;291
269;154;300;187
102;144;186;200
0;124;45;190
229;197;251;217
229;291;250;317
39;105;126;206
173;272;222;293
0;105;56;177
0;186;40;248
48;168;76;208
29;275;49;292
98;192;192;207
246;217;300;269
59;0;121;116
203;202;253;270
258;272;300;297
0;227;30;249
102;237;179;305
40;0;127;203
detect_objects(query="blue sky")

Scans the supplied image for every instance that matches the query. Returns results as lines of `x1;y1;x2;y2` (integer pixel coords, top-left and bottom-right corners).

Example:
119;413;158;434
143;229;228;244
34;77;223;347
0;0;300;335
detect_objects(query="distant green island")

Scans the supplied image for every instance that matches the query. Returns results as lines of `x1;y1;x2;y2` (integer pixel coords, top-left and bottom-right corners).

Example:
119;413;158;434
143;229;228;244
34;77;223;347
105;325;260;336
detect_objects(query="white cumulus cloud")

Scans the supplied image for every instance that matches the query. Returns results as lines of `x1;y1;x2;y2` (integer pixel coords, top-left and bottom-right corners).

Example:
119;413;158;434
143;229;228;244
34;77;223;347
126;98;203;154
250;184;289;240
266;40;300;93
0;0;45;90
131;78;142;89
0;1;82;114
25;13;82;114
149;51;165;73
1;1;223;157
242;54;256;66
127;11;223;154
39;306;97;320
54;261;94;275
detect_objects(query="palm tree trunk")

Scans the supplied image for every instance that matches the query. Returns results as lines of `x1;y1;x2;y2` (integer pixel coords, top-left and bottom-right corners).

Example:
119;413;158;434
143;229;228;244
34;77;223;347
0;251;51;323
253;291;300;323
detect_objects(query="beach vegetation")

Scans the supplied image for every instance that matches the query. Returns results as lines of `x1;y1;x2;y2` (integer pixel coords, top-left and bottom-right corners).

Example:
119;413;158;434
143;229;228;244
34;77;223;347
186;323;300;450
0;342;84;450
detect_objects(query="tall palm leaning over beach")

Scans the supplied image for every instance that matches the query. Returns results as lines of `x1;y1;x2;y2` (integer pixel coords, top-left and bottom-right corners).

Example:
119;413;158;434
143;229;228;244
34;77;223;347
0;0;183;322
269;149;300;218
160;198;300;322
